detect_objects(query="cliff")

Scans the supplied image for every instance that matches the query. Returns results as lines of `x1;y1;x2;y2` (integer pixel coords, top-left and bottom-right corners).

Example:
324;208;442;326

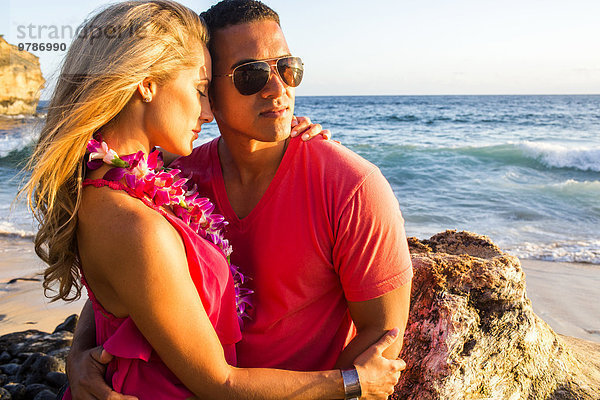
0;36;45;115
394;230;600;399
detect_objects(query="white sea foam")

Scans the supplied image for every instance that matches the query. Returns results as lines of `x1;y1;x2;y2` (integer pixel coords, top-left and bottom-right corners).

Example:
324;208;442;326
0;129;38;158
519;141;600;172
0;221;35;239
509;240;600;264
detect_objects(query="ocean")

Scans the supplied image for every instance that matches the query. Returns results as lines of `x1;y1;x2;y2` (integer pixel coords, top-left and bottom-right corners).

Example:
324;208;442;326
1;95;599;264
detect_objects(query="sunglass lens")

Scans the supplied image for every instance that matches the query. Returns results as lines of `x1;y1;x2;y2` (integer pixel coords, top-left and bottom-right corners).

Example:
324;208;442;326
233;62;271;95
277;57;303;87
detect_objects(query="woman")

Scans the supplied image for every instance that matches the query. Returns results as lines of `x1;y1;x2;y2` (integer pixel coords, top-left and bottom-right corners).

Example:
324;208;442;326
23;1;405;399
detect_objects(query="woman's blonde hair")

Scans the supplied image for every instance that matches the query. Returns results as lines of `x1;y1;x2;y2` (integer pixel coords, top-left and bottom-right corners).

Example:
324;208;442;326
22;0;208;302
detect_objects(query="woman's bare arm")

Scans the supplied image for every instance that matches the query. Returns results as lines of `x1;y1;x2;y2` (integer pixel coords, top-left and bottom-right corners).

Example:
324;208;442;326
77;192;402;399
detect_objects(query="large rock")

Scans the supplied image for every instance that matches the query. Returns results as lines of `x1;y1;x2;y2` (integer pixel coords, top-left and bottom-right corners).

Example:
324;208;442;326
0;330;72;358
0;318;71;398
0;36;45;115
393;230;600;399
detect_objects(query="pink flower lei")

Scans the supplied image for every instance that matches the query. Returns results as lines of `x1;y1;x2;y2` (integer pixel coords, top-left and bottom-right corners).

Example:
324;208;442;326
86;136;252;324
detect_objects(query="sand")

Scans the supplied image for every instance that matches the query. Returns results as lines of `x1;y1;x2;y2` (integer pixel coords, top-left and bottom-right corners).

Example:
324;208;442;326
520;258;600;343
0;237;86;335
1;237;599;343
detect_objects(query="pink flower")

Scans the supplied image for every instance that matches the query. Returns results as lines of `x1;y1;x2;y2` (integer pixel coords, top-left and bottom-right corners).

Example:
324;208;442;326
85;136;252;323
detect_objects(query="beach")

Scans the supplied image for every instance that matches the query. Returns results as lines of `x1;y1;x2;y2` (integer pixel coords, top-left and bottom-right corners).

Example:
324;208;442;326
0;237;86;336
1;236;598;343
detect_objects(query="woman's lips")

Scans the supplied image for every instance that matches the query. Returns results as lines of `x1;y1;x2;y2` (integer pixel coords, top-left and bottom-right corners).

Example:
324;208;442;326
260;107;288;118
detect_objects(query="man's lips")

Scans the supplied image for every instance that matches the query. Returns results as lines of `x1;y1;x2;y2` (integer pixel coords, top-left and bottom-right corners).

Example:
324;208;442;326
259;106;289;118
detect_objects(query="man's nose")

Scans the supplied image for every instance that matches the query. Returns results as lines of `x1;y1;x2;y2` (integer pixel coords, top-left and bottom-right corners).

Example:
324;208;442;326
261;64;286;98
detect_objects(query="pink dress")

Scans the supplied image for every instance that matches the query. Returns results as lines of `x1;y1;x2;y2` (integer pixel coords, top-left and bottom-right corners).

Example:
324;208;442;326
63;179;242;400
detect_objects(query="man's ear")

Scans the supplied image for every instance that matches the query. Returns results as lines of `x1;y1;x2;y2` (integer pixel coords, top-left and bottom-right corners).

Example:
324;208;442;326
136;78;158;102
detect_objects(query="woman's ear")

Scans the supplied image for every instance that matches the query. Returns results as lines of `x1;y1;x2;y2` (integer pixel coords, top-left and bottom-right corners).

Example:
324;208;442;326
137;78;158;103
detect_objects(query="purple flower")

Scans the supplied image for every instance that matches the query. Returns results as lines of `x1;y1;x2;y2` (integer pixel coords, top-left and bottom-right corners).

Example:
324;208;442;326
84;136;253;321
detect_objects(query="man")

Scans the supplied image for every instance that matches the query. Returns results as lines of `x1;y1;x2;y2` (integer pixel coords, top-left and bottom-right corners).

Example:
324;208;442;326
67;0;412;397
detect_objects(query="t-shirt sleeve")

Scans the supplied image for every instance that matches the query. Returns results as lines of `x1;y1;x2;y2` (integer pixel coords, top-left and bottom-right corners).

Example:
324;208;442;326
332;168;413;302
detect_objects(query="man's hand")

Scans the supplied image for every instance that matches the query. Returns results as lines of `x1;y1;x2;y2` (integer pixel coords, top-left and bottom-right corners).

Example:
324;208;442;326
67;301;138;400
290;116;331;141
67;346;138;400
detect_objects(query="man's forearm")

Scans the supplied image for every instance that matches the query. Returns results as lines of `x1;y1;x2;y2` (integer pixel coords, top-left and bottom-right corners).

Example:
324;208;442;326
334;283;411;369
69;300;97;359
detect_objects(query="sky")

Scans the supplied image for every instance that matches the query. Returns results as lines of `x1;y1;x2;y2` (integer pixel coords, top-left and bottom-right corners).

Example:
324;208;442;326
2;0;600;99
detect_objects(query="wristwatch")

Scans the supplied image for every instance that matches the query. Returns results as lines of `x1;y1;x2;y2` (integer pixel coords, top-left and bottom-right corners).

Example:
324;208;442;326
341;367;362;399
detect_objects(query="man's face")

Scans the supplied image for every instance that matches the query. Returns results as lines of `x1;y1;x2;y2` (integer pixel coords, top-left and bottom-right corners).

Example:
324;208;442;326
209;20;295;143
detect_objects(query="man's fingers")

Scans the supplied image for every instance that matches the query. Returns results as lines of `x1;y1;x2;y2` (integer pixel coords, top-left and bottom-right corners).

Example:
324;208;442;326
106;391;139;400
301;124;323;141
98;348;115;365
373;327;400;355
89;346;113;365
290;116;312;137
88;382;138;400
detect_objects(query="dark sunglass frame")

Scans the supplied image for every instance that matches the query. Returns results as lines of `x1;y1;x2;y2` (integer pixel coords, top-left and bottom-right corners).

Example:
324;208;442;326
215;56;304;96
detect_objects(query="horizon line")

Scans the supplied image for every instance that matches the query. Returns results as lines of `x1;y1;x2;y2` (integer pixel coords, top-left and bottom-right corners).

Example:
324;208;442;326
37;93;600;101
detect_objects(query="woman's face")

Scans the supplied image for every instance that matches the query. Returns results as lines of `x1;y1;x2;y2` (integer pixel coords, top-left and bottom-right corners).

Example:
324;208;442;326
144;45;214;156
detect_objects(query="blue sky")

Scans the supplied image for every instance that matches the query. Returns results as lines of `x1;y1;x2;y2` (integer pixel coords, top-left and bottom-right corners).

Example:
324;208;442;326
2;0;600;98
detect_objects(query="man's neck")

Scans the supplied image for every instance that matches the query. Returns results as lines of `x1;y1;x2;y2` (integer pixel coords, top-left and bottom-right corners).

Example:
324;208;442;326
217;135;290;219
218;135;288;185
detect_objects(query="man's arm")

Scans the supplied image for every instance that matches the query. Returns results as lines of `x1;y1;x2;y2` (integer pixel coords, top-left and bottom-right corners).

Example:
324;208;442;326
334;283;411;368
331;165;414;368
67;300;137;400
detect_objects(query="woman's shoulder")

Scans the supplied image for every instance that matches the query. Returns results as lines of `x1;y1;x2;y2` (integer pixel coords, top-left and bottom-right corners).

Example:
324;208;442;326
78;185;178;254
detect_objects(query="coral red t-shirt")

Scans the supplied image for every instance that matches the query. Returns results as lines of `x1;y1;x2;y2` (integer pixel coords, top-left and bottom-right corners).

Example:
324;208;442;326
172;136;413;370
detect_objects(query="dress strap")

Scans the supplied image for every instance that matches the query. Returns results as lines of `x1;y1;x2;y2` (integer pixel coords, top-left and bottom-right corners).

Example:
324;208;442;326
82;178;167;217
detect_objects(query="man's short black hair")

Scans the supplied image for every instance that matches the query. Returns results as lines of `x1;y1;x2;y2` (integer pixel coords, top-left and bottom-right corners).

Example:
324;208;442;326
200;0;280;34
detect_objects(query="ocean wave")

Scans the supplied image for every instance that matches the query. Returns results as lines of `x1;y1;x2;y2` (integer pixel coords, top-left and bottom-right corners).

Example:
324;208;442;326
0;221;35;239
0;113;45;120
518;142;600;172
508;240;600;264
545;179;600;189
414;142;600;173
386;114;419;123
0;131;38;159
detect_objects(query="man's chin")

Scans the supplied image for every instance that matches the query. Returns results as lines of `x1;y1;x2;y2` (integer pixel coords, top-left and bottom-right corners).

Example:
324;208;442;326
257;121;293;142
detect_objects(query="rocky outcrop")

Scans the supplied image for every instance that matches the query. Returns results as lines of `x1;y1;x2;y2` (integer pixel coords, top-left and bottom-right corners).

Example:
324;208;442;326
0;37;45;115
0;315;75;399
394;230;600;399
1;232;599;399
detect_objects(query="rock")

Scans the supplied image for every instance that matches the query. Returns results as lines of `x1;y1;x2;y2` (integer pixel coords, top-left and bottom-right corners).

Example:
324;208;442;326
33;390;56;400
393;230;600;400
15;353;33;362
0;387;11;400
16;353;63;385
0;330;72;357
0;37;45;115
0;373;7;386
24;383;52;398
0;363;20;376
3;383;25;400
45;371;67;388
53;314;78;334
0;352;11;363
46;348;69;365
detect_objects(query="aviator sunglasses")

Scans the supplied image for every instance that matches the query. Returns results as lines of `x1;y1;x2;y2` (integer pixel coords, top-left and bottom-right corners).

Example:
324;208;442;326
214;56;304;96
